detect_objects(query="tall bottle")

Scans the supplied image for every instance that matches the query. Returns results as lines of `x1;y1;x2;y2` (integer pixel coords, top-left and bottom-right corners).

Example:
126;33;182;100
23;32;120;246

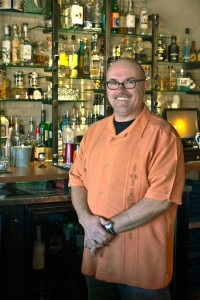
125;0;136;35
11;115;20;146
20;23;33;65
78;37;90;77
83;0;93;30
68;35;79;78
140;0;148;35
2;24;11;65
71;0;83;30
190;41;197;62
119;0;126;34
90;34;101;79
39;104;49;147
0;68;11;99
183;28;191;62
11;24;20;65
92;0;102;32
111;0;120;34
168;35;179;62
60;0;72;29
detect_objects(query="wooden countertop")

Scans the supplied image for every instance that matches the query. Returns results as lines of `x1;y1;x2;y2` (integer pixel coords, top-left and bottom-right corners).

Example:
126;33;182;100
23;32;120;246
185;161;200;173
0;162;68;183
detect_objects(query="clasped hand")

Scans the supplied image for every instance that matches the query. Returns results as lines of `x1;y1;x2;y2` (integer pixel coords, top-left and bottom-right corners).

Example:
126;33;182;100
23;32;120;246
81;215;114;256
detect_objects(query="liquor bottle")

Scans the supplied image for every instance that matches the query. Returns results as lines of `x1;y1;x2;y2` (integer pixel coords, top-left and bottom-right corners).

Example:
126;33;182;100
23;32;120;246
92;0;102;32
27;116;35;142
63;115;75;163
19;120;25;135
0;111;9;138
99;95;105;118
99;37;105;79
111;0;120;34
139;0;148;35
11;115;20;146
68;35;79;78
162;37;167;61
198;49;200;62
135;37;147;62
119;0;126;34
28;72;43;100
78;37;90;78
12;71;27;99
101;1;106;32
2;24;11;65
168;35;179;62
77;39;84;65
121;36;133;58
0;68;11;99
183;28;191;62
157;38;164;61
48;122;53;148
60;0;72;29
90;34;101;79
125;0;136;35
58;34;67;67
190;41;197;62
71;0;83;30
39;105;49;147
20;23;33;65
83;0;93;30
11;24;20;65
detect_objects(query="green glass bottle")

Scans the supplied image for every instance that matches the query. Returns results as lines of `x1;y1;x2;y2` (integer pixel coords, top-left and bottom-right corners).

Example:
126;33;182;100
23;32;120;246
39;104;49;147
111;0;119;34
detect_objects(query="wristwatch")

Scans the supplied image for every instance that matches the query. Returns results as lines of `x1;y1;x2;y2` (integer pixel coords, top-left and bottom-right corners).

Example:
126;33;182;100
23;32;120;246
102;221;117;235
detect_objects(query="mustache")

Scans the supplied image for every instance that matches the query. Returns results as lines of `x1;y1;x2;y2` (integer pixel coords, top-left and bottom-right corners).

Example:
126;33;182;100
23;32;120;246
115;92;132;98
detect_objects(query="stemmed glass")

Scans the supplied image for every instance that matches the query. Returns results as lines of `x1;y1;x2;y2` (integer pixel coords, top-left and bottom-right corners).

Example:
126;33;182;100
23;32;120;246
38;152;46;168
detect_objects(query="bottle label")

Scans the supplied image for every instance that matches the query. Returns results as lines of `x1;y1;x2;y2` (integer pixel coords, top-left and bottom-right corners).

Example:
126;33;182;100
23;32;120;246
126;15;135;28
2;41;11;64
60;7;71;28
71;5;83;25
69;53;78;68
111;12;120;28
12;40;20;64
119;16;126;28
20;44;32;62
140;9;148;29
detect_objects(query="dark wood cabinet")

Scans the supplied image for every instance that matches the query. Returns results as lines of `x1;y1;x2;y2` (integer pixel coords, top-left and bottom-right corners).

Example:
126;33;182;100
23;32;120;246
0;201;87;300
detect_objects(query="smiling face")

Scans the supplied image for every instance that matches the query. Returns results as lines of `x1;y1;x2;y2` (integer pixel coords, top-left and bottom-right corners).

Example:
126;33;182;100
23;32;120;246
106;58;148;121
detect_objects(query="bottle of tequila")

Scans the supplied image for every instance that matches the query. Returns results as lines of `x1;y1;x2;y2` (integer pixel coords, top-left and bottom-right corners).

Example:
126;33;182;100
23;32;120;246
2;24;11;65
20;23;33;66
11;24;20;65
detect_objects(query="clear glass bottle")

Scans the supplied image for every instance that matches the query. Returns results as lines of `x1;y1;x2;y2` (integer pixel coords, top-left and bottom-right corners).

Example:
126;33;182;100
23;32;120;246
0;68;11;99
168;35;179;62
11;24;20;65
140;0;148;35
68;35;79;78
183;28;191;62
20;23;33;65
11;115;20;146
190;41;197;62
71;0;83;30
0;110;9;137
126;0;136;35
83;0;93;30
60;0;72;29
92;0;102;32
2;24;11;65
90;34;101;79
119;0;126;34
111;0;119;34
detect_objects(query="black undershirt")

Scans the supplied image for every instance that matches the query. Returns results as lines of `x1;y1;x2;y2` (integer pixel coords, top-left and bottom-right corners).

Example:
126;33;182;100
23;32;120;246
114;119;135;135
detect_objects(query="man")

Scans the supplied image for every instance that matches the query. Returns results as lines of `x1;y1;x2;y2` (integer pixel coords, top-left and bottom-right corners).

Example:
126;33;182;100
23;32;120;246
69;58;185;300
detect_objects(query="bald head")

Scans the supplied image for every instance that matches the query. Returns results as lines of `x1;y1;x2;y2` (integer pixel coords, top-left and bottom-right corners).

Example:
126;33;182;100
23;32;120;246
107;58;146;81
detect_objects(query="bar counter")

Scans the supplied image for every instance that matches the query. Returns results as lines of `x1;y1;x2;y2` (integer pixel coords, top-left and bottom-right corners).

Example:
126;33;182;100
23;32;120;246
0;162;71;206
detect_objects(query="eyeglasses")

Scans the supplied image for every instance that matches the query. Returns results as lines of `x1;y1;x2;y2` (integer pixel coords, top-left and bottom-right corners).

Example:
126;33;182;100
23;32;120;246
106;78;146;90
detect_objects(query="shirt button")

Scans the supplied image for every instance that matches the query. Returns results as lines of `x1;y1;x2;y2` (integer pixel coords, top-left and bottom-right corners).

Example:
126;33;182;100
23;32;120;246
99;190;103;196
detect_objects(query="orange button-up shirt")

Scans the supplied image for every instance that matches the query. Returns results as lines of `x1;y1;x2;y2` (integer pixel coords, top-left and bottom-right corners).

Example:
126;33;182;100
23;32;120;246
69;104;185;289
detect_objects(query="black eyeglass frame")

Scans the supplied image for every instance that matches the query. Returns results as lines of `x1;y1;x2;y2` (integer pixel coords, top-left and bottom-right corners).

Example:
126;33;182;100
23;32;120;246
106;78;146;90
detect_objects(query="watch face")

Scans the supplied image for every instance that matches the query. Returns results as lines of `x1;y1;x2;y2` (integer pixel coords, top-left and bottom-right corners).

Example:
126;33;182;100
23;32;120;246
105;223;112;230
